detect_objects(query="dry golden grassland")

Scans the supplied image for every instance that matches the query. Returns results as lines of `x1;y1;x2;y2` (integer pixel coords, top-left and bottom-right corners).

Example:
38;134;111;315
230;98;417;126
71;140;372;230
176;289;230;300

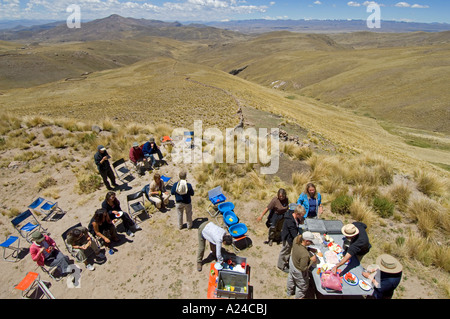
0;32;449;298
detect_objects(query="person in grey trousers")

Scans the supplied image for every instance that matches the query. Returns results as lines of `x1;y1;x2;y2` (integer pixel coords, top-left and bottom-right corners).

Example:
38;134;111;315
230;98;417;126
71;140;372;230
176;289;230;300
171;171;194;230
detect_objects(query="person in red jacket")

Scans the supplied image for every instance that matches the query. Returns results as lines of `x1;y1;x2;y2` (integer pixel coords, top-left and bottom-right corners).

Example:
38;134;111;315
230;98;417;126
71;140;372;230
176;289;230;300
29;231;71;277
129;142;149;175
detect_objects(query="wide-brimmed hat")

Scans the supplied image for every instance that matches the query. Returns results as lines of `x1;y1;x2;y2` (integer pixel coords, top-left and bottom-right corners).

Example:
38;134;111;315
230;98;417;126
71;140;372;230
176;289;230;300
132;142;139;147
341;224;359;237
377;254;403;274
31;231;45;243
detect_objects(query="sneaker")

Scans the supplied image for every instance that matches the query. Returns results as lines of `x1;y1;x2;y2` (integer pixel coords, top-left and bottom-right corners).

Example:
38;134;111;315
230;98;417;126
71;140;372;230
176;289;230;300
268;239;273;247
197;262;202;272
86;264;95;271
134;224;142;231
126;230;135;237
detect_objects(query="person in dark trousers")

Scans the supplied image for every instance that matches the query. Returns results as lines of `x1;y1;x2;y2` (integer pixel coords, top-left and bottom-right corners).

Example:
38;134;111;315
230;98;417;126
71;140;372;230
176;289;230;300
257;188;289;246
171;171;195;230
142;137;164;168
94;145;117;190
362;254;403;299
277;205;305;272
331;222;371;276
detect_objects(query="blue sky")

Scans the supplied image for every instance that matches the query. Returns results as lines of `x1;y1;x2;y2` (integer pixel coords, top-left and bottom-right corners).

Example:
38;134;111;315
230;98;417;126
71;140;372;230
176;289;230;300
0;0;448;23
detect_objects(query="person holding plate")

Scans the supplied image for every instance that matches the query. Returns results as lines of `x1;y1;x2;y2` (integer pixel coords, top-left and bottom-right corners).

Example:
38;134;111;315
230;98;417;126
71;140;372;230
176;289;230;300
362;254;403;299
331;222;371;276
102;191;141;237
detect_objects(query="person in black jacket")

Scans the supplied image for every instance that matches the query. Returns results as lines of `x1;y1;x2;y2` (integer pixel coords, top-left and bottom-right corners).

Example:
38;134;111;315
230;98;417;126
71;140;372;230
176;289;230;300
277;205;305;272
94;145;117;190
331;222;371;276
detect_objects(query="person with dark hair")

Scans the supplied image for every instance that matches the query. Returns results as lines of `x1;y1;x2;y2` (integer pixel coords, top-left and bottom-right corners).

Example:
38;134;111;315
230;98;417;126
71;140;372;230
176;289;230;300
88;208;119;249
101;191;141;237
197;221;232;272
296;182;323;219
142;137;164;168
278;205;305;272
94;145;118;190
66;226;105;271
129;142;149;175
257;188;289;246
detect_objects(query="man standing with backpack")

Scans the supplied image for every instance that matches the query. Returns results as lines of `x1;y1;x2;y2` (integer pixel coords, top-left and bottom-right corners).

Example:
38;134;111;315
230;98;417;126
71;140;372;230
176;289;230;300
171;171;194;230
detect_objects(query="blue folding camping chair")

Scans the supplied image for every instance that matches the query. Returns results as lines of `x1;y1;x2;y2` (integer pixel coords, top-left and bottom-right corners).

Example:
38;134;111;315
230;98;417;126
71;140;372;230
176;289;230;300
207;186;227;219
1;236;21;262
29;197;65;221
11;210;47;243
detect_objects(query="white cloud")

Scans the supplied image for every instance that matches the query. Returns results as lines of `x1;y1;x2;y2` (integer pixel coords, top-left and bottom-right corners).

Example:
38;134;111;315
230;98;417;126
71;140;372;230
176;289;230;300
395;2;429;9
411;4;429;9
313;1;322;5
347;1;361;7
395;2;411;7
0;0;269;21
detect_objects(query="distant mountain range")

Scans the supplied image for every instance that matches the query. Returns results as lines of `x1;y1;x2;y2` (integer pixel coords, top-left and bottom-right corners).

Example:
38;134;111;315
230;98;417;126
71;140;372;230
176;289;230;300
204;19;450;34
0;15;449;43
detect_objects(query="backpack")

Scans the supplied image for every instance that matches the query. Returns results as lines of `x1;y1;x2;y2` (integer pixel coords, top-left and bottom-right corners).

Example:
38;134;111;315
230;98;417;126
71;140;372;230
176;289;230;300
176;180;188;195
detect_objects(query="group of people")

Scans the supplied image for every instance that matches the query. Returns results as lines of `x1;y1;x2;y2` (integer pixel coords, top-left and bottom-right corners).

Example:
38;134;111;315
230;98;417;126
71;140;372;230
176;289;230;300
30;139;402;299
258;183;403;299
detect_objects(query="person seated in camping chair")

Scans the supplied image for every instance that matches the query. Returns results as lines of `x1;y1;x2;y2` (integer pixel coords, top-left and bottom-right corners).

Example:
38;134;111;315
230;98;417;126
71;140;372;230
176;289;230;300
129;142;150;176
66;226;105;271
142;137;164;169
148;173;170;210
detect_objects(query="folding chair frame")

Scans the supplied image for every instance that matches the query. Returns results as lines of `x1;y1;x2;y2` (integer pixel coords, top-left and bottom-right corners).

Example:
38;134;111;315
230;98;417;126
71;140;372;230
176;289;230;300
11;209;47;244
112;158;133;182
29;197;65;221
15;272;55;299
206;186;227;219
127;191;148;224
1;236;21;262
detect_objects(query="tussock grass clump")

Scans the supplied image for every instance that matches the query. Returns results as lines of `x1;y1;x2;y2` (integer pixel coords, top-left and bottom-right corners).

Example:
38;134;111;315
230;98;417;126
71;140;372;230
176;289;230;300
387;182;412;212
76;173;103;194
407;198;443;239
331;195;353;215
372;196;395;218
413;170;446;198
37;175;58;190
349;196;376;227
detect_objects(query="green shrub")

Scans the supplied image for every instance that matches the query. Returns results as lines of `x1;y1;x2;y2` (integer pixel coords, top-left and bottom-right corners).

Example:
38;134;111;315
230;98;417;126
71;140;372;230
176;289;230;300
77;173;102;194
331;195;353;214
372;196;395;218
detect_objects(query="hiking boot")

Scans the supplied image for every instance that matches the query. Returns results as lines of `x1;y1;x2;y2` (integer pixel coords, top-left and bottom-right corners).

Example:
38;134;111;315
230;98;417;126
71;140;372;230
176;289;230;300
268;239;273;246
197;262;202;272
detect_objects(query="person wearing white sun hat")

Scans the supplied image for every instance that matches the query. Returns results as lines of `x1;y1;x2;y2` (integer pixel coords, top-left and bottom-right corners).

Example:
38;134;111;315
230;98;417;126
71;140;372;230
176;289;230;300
363;254;403;299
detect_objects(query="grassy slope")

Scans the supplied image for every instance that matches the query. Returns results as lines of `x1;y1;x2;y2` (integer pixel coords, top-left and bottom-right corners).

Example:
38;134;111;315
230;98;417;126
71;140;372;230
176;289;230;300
186;31;450;134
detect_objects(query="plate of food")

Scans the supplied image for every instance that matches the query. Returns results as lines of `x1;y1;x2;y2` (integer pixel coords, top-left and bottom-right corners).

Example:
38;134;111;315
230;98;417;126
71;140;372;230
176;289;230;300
343;272;359;286
323;234;334;243
327;242;342;254
114;211;123;218
359;279;372;291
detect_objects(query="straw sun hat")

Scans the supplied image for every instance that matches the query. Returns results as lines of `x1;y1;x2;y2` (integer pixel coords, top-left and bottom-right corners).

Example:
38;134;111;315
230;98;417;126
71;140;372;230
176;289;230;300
341;224;359;237
377;254;403;274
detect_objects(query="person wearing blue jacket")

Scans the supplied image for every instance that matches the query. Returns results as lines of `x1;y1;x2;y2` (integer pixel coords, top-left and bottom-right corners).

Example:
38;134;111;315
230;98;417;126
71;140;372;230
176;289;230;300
142;137;164;168
296;182;323;219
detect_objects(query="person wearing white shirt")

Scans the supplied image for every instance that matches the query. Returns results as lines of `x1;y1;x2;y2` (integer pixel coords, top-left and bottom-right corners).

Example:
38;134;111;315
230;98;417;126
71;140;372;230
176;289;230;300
197;221;232;271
